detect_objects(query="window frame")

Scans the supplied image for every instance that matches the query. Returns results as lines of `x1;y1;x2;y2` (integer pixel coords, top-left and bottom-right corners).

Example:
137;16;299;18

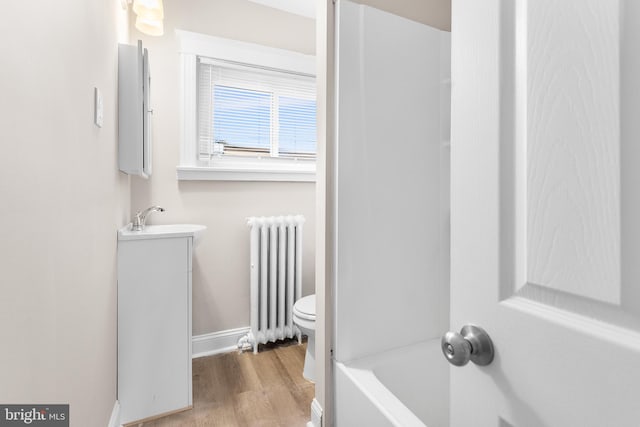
176;30;316;182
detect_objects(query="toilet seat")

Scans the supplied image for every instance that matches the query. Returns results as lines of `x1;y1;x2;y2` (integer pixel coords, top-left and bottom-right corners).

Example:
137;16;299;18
293;295;316;321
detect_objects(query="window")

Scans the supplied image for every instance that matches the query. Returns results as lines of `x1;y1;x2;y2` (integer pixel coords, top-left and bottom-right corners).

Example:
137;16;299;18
177;30;317;181
197;59;316;160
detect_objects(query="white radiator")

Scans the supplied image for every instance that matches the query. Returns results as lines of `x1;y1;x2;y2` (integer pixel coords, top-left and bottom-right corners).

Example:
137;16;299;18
239;215;305;353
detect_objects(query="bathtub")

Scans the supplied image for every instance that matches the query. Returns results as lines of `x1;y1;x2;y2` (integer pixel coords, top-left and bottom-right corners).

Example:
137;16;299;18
335;339;449;427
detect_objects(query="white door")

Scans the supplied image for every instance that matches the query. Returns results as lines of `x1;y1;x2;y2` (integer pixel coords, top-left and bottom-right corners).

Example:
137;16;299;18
450;0;640;426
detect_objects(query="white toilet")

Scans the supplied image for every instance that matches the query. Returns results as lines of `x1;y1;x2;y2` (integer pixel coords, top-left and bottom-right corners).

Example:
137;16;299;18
293;294;316;382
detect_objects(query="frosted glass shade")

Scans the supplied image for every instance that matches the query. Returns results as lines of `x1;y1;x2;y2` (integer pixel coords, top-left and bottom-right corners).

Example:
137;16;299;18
133;0;164;20
135;15;164;36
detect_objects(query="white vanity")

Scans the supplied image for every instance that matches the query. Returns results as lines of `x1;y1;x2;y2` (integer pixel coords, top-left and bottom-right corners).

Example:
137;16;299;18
117;224;205;425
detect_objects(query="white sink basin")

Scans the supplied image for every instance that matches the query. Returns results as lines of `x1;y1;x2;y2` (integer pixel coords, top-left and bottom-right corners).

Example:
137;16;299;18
118;224;207;246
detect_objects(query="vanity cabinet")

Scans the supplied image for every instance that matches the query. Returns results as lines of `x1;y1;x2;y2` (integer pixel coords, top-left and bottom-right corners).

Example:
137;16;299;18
117;226;203;425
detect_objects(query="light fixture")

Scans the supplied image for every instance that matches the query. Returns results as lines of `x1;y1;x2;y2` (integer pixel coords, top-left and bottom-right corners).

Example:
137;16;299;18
121;0;165;36
135;14;164;36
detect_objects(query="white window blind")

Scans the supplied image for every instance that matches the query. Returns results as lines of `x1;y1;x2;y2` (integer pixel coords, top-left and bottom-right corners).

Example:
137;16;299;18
197;58;316;161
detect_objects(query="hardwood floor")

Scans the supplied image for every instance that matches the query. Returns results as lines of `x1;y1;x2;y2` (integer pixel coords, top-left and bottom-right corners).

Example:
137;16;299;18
139;339;314;427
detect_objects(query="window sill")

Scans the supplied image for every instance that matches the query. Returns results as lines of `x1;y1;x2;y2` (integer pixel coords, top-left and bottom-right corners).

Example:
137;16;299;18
176;158;316;182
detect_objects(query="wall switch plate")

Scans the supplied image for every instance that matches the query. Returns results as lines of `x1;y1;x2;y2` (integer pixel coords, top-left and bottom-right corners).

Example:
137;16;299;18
94;87;104;128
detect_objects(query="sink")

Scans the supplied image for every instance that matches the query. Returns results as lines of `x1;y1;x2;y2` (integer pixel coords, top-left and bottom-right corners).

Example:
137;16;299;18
118;224;207;246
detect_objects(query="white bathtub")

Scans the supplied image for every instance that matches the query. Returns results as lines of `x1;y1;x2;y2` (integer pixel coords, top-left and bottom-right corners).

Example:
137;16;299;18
335;339;449;427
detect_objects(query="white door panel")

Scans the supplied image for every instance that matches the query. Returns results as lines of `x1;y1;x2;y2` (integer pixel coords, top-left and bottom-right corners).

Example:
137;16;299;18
451;0;640;425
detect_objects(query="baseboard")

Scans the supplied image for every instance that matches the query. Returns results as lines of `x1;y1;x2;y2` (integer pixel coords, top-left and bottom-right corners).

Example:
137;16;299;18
107;400;120;427
308;398;323;427
192;326;251;358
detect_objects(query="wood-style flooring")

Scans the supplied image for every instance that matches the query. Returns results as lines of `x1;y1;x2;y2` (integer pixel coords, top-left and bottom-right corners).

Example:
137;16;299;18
139;339;314;427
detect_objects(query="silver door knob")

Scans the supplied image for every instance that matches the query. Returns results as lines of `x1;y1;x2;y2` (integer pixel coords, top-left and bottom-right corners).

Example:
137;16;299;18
441;325;494;366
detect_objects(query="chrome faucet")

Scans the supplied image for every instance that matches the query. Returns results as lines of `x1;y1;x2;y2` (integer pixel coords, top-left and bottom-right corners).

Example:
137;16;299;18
131;206;165;231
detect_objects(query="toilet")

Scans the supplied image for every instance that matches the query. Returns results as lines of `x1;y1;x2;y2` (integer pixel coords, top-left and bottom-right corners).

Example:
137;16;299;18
293;294;316;382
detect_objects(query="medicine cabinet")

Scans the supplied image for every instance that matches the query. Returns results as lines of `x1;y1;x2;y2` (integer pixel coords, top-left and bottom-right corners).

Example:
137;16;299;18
118;40;152;177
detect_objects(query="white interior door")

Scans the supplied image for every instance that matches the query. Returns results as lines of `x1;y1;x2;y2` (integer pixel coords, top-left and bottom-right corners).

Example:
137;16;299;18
451;1;640;426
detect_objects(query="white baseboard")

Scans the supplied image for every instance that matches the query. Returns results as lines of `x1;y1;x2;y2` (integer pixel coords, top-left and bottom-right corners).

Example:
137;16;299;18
192;326;251;358
308;398;323;427
107;400;120;427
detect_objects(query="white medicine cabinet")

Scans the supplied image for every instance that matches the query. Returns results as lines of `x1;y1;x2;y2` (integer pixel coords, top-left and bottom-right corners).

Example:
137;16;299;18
118;40;152;177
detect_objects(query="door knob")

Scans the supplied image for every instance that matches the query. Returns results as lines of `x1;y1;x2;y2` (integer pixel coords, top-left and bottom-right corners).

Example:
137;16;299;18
441;325;494;366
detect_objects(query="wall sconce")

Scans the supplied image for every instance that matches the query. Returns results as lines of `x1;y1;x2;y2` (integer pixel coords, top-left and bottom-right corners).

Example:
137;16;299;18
121;0;164;36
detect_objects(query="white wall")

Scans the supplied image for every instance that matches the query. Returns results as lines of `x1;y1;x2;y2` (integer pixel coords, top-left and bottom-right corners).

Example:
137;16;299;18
334;1;450;362
0;1;130;426
130;0;316;336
